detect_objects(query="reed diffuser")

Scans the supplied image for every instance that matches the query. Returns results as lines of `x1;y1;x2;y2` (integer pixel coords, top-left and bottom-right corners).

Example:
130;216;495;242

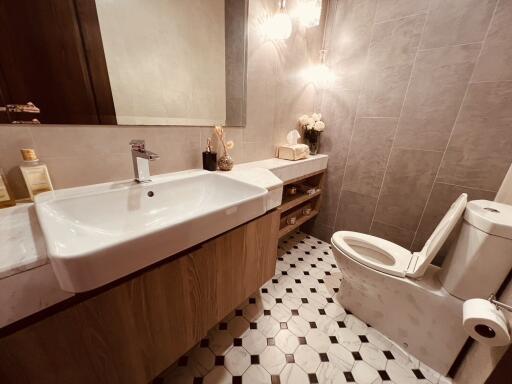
214;125;235;171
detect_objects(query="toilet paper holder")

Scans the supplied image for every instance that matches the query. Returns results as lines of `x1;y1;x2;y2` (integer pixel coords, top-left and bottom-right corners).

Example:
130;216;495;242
488;294;512;312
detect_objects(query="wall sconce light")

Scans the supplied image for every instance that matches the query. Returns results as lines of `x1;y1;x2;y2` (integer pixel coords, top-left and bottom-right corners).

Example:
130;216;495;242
304;1;336;88
295;0;322;28
263;0;293;40
304;49;336;88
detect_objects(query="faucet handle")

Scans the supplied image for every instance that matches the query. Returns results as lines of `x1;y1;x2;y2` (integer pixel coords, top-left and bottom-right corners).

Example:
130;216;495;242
130;139;145;152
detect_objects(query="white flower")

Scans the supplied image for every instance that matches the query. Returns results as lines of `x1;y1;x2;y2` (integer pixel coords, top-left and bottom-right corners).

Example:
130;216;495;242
312;113;322;122
306;117;315;127
314;121;325;131
299;115;309;125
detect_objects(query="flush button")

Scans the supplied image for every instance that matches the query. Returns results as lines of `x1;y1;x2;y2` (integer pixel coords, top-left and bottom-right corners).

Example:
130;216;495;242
484;207;499;213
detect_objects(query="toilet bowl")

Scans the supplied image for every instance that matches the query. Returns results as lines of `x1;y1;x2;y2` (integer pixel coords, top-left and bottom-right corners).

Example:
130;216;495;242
331;194;512;375
333;193;467;280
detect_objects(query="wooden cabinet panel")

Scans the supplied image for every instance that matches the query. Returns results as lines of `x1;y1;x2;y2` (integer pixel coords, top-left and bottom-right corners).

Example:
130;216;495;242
0;210;279;384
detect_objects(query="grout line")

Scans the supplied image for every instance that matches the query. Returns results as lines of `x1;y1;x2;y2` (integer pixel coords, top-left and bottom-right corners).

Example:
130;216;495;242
373;11;429;26
417;41;485;53
331;2;379;231
435;181;499;194
410;0;501;247
368;8;430;243
469;79;512;85
392;145;443;153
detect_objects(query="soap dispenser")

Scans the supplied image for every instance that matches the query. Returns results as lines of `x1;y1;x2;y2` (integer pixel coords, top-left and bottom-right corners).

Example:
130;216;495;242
202;138;217;171
19;148;54;201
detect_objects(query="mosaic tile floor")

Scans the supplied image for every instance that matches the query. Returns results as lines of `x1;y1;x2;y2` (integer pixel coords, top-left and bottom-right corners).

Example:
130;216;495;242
159;232;450;384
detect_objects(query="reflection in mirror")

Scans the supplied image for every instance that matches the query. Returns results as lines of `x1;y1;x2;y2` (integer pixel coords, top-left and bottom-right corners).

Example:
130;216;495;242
0;0;248;126
97;0;225;126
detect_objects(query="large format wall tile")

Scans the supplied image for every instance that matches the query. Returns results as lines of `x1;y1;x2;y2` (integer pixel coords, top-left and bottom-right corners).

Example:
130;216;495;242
437;81;512;191
342;117;397;197
394;43;481;151
310;0;512;251
315;91;359;227
358;14;425;117
334;190;378;233
420;0;497;49
328;0;377;91
411;182;496;251
472;0;512;82
374;0;429;23
370;221;414;248
374;148;442;230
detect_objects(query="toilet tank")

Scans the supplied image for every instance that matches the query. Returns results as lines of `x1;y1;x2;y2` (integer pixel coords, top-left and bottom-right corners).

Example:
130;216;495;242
439;200;512;301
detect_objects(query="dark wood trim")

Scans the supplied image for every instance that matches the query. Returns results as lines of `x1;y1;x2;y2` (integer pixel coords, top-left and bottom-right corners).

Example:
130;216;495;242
74;0;117;125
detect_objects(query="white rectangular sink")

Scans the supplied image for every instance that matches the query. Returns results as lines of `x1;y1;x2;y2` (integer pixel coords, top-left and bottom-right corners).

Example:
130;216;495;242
35;170;268;292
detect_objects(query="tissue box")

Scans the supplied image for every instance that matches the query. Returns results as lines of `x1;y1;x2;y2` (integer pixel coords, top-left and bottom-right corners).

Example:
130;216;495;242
277;144;310;161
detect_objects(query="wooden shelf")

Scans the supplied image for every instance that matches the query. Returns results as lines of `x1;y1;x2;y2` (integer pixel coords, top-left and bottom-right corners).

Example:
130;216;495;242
279;190;321;213
279;210;319;238
283;169;325;186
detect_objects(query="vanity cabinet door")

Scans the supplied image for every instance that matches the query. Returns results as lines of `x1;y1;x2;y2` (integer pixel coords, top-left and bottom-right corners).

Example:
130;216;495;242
0;210;279;384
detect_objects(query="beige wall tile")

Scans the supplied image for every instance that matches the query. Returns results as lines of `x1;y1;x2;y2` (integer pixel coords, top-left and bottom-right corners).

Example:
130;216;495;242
334;190;378;233
420;0;497;49
343;117;397;197
315;90;359;227
370;221;414;248
316;167;343;227
437;81;512;191
44;154;132;189
412;182;495;250
374;148;442;230
394;43;480;151
328;0;378;91
359;14;425;117
0;0;321;199
375;0;429;23
472;0;512;82
302;220;333;243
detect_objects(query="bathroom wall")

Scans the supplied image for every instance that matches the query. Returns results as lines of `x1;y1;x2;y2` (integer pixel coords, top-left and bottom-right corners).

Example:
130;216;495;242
0;0;319;199
96;0;226;126
310;0;512;253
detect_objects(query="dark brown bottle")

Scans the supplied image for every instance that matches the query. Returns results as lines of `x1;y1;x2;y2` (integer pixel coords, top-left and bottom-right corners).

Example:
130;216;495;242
202;138;217;171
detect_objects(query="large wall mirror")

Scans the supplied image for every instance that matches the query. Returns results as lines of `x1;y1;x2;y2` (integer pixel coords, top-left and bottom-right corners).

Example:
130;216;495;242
0;0;248;126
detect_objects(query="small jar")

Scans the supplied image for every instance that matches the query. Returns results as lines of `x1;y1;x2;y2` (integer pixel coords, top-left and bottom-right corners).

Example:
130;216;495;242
286;216;297;225
302;207;312;216
288;186;298;196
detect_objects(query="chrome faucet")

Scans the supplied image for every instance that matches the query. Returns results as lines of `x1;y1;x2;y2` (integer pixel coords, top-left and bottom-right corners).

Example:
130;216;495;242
129;139;160;183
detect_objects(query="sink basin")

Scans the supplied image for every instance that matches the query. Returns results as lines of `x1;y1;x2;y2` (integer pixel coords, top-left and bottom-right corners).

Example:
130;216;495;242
35;170;268;292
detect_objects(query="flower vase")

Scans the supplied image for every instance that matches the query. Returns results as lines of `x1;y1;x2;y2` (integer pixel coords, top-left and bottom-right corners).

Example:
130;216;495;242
304;130;321;155
218;151;234;171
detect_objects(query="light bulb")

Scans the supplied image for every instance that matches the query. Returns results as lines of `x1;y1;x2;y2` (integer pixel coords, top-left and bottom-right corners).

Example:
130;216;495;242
295;0;322;28
264;9;293;40
304;63;336;88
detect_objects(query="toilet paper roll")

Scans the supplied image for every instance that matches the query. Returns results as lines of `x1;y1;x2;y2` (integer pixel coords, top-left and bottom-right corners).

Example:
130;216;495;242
463;298;511;347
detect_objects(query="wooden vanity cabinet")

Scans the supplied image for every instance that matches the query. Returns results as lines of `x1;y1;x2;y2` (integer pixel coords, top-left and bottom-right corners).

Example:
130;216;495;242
0;210;279;384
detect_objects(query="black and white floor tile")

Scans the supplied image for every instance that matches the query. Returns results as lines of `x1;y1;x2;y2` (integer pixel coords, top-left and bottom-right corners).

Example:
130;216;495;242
158;232;451;384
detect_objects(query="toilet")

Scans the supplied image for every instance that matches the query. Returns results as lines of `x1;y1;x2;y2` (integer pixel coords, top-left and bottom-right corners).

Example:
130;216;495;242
331;194;512;375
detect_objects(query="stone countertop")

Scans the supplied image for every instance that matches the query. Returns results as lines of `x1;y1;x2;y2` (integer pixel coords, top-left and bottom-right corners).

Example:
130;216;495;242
0;154;328;281
0;203;47;279
0;154;328;328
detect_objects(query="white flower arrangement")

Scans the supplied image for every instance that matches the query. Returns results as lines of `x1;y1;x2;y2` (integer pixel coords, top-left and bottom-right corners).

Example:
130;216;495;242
298;113;325;132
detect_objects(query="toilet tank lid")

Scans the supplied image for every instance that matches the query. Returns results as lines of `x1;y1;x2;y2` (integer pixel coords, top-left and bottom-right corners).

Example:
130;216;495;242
465;200;512;239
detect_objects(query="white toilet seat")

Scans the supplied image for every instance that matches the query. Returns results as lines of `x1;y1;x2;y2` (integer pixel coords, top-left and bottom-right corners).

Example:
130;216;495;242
331;231;413;277
331;193;468;279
